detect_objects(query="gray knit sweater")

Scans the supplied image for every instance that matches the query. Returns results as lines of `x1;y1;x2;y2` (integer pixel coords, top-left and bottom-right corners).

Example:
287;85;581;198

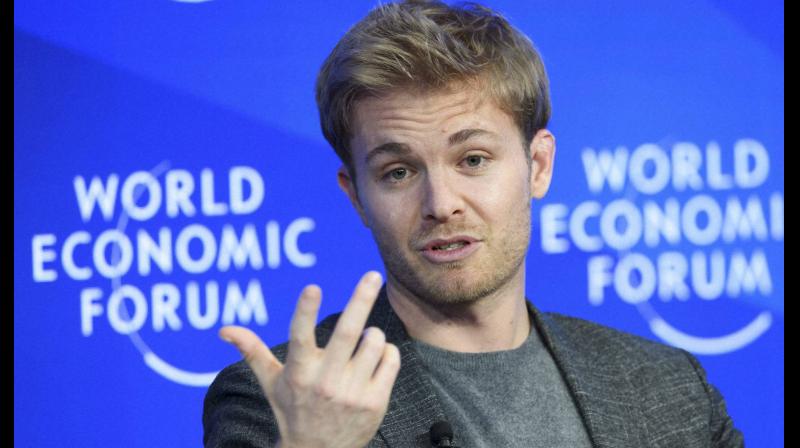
412;323;593;448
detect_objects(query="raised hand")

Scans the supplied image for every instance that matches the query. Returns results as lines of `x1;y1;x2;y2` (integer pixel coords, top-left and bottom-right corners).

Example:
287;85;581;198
219;271;401;448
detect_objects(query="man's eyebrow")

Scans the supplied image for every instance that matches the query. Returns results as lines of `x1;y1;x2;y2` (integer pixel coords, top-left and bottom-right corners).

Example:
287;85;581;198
365;129;494;164
365;142;412;164
448;128;493;146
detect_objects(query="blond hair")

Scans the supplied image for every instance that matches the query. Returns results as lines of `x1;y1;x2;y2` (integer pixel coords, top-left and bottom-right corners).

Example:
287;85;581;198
316;0;551;176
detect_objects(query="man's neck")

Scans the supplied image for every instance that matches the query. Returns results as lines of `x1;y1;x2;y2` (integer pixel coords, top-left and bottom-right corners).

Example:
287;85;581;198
386;268;531;353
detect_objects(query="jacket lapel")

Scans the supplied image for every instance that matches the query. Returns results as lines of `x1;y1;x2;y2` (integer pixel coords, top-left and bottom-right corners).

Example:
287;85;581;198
529;303;648;448
368;286;447;447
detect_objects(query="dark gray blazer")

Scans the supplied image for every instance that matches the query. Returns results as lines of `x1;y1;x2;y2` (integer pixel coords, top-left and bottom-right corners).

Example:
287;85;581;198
203;286;744;447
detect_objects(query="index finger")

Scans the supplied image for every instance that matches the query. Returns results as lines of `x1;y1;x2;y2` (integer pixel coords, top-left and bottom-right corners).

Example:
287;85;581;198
322;271;384;370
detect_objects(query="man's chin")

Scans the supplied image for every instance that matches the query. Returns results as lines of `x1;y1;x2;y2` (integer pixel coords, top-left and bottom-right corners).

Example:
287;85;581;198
408;276;497;307
382;251;505;305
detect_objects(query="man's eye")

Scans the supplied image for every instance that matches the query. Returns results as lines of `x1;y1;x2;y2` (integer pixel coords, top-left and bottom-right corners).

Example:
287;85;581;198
465;155;485;167
388;168;408;181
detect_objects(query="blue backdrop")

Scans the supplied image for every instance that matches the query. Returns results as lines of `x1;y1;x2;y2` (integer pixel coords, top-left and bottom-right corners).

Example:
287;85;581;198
15;0;783;446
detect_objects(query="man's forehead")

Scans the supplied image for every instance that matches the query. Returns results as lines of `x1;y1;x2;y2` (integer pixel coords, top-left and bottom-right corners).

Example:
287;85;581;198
349;86;504;151
355;83;489;116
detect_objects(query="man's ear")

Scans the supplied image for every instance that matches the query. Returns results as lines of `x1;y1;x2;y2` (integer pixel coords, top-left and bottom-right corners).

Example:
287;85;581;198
528;129;556;199
337;165;370;227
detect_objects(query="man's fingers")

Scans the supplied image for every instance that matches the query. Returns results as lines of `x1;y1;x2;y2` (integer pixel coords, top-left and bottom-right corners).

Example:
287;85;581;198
370;343;401;402
220;326;283;393
324;271;383;371
348;327;387;387
287;284;322;367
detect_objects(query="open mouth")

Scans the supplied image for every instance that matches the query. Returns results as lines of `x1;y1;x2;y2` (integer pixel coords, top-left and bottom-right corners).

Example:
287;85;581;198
431;241;469;251
420;238;480;263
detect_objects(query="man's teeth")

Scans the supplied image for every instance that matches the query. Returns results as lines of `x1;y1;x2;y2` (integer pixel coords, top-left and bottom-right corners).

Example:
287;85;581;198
433;242;467;251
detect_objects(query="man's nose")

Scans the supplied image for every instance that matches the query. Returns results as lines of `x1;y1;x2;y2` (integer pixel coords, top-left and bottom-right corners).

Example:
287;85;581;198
421;170;465;222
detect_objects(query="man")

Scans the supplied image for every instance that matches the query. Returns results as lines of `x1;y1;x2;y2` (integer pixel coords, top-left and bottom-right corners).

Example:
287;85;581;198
203;1;744;447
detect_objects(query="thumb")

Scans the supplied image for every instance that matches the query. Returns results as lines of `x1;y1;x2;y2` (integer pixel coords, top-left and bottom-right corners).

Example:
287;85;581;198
220;325;283;394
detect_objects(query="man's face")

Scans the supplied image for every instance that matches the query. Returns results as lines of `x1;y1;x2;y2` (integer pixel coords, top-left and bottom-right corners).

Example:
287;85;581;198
338;85;555;307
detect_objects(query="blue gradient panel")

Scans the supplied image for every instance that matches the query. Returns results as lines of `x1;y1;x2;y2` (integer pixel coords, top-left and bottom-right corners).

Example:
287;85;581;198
15;1;783;447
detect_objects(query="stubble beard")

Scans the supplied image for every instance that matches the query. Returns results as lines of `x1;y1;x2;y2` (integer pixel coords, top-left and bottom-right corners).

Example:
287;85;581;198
374;203;532;309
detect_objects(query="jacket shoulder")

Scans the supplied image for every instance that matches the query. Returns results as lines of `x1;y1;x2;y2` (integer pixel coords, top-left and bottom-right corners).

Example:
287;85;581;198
539;312;744;447
541;311;691;367
203;359;278;447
